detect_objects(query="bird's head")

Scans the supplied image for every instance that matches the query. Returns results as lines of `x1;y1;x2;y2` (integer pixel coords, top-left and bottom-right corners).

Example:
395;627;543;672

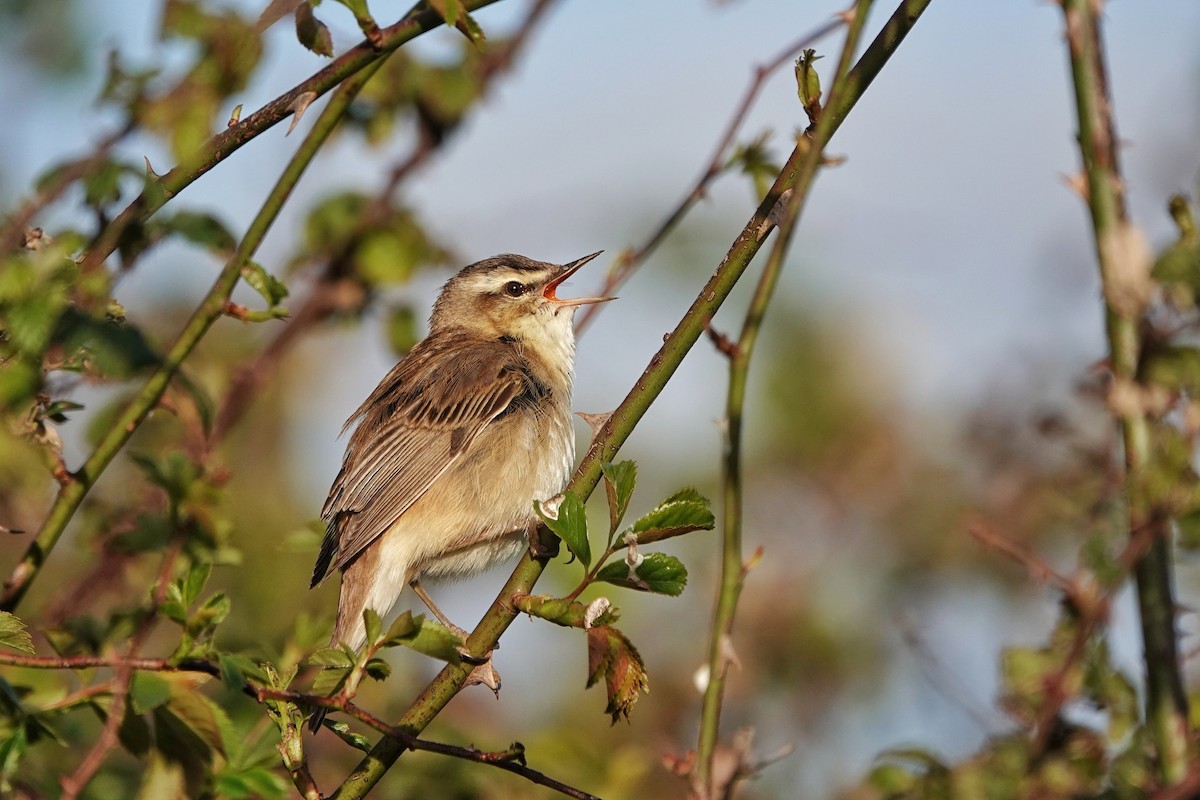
430;252;611;353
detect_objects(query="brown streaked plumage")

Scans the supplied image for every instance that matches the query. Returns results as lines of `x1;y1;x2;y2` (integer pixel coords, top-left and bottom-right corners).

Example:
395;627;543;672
311;252;609;662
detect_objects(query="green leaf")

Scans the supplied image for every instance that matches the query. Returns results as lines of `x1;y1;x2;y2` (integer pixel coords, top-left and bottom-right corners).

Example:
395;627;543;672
182;560;212;607
536;492;590;568
596;552;688;597
191;592;231;632
217;654;264;691
1178;509;1200;549
294;2;333;57
364;658;391;681
630;487;714;544
129;672;172;715
305;647;354;669
1142;345;1200;393
362;608;382;648
0;613;34;655
240;261;289;307
381;614;462;664
0;728;28;792
215;766;289;799
382;610;417;643
310;667;351;699
130;451;201;508
601;460;637;536
795;48;824;119
326;720;372;752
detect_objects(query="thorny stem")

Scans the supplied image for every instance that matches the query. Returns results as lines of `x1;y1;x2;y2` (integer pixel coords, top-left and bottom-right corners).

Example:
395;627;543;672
1061;0;1189;784
332;3;933;797
692;2;876;795
0;55;389;614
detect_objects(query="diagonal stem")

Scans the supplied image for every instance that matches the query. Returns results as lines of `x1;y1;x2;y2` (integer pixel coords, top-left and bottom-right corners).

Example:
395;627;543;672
330;2;934;797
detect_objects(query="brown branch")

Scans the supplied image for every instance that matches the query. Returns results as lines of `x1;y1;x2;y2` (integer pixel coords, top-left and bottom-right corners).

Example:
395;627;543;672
251;686;601;800
574;15;846;334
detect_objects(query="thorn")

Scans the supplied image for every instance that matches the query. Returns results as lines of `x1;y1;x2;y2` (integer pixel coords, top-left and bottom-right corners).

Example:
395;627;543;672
575;411;611;445
704;322;739;358
144;156;162;180
287;91;318;135
1061;171;1090;202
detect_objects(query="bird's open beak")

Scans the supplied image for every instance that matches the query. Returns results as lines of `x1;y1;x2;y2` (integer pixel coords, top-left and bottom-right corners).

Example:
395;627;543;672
544;251;615;307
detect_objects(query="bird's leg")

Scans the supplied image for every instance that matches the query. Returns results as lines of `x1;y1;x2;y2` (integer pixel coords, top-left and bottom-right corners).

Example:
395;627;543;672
408;579;500;692
409;578;461;634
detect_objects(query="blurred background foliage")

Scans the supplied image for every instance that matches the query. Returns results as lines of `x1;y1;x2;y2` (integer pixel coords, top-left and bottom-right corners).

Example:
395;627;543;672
1;0;1199;798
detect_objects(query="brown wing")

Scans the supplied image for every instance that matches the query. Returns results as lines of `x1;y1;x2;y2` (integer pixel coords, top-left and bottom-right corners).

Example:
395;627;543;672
310;333;536;587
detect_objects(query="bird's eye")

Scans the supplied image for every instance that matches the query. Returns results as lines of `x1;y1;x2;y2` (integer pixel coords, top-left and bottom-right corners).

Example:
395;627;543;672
504;281;526;297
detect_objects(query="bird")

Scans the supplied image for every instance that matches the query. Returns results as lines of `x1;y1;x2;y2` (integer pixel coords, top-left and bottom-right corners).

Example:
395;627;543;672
310;252;611;663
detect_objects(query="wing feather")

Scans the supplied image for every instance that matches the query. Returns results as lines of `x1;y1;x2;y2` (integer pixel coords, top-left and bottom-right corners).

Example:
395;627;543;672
310;332;535;587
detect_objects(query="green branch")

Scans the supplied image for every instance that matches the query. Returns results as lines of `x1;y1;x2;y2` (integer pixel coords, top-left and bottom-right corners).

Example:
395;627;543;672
1060;0;1189;783
331;2;934;796
78;0;505;273
693;1;878;793
0;58;389;614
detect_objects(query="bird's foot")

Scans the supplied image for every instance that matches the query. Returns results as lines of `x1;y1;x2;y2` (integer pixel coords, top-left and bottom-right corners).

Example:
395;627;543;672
527;514;561;561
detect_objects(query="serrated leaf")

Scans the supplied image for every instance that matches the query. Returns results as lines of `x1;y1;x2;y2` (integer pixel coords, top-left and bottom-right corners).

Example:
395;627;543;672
536;492;590;568
129;672;171;715
191;592;230;632
0;613;34;655
382;610;417;643
310;666;351;699
602;460;637;536
596;552;688;597
326;720;373;752
382;615;462;664
630;487;714;544
295;2;333;57
217;654;264;691
364;658;391;681
182;560;212;607
362;608;382;648
586;625;648;723
305;646;354;669
240;261;289;307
